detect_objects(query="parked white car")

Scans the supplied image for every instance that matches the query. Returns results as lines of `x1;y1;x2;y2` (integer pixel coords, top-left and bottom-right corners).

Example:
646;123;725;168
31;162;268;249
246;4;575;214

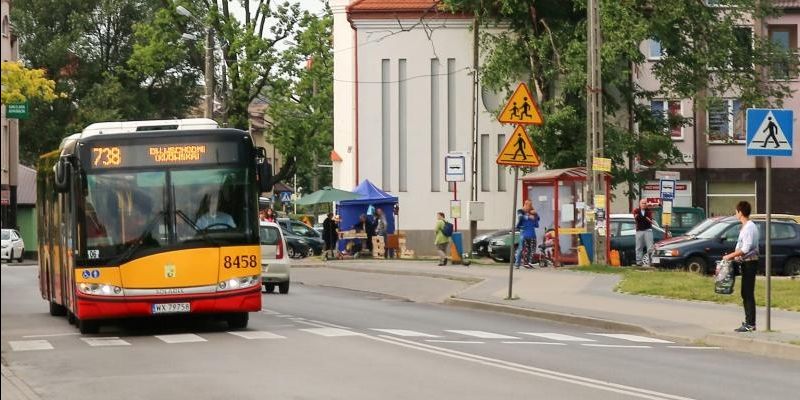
260;221;291;294
1;229;25;262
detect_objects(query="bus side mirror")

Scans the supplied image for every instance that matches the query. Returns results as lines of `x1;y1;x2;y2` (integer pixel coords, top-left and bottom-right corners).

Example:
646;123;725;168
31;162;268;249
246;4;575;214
54;157;71;193
257;147;273;193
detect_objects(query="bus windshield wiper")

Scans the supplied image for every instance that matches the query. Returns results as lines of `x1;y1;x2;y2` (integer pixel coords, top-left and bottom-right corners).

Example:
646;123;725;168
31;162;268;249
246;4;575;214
108;211;166;266
176;209;222;247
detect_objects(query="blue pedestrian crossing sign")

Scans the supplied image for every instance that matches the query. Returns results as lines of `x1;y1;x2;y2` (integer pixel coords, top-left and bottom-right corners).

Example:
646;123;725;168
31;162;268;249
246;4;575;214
746;109;793;157
280;191;292;202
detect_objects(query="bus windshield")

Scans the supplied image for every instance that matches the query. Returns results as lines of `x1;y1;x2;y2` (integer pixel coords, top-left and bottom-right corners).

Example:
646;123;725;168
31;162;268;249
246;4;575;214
83;167;253;262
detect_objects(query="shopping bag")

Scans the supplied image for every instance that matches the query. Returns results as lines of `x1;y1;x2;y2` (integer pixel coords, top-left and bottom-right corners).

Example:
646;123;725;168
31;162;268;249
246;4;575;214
714;260;735;295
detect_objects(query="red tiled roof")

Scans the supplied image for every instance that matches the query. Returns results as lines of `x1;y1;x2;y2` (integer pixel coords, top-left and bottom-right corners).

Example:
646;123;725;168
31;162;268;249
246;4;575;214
348;0;439;12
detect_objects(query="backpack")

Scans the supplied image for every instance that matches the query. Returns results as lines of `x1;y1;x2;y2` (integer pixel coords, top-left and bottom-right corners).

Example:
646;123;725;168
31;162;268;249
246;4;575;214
442;221;454;237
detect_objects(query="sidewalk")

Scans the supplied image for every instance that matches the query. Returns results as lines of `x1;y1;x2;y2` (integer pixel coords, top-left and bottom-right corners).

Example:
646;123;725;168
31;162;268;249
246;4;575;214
294;258;800;360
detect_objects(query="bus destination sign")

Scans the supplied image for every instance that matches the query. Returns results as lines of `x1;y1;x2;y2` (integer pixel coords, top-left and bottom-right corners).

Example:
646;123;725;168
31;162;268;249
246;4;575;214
87;142;240;169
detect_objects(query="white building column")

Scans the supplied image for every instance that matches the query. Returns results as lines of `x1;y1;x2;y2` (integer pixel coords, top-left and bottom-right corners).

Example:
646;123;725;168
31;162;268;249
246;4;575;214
331;0;357;190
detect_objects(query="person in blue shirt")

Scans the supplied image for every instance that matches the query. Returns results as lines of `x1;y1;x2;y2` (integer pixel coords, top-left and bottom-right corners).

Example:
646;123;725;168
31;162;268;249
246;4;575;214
518;201;540;268
196;191;236;230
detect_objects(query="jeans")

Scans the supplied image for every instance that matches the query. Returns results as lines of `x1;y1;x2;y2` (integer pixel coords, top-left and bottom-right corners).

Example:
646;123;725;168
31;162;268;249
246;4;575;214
635;229;654;264
514;236;523;266
740;260;757;327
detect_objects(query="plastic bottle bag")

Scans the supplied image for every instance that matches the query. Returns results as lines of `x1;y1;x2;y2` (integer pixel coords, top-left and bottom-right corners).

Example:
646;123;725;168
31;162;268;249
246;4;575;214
714;260;735;295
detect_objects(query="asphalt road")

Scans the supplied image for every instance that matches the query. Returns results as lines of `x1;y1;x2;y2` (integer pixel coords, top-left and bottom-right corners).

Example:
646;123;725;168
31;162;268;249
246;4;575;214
2;263;798;400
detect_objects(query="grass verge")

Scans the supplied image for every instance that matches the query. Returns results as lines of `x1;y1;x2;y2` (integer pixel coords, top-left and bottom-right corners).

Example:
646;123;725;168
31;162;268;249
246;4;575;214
566;265;800;312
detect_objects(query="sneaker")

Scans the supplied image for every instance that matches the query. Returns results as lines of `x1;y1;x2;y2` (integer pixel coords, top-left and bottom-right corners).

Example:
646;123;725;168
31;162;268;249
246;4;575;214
734;323;756;332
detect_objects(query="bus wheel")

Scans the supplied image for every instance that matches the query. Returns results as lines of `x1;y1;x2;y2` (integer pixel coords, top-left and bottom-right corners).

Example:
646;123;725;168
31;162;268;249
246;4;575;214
49;301;67;316
227;313;249;330
78;318;100;334
67;312;76;325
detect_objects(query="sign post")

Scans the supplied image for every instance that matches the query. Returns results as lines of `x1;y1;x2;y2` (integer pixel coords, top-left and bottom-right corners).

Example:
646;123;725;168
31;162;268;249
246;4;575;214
746;108;794;332
445;152;467;231
496;83;543;300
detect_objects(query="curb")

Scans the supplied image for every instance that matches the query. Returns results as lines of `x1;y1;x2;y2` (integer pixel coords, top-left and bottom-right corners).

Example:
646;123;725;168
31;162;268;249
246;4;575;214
443;297;650;334
1;363;41;400
321;264;483;284
703;334;800;361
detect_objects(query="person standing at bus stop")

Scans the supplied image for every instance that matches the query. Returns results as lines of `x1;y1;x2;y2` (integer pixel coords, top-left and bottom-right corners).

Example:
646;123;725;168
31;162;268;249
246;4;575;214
434;212;450;266
322;213;339;259
633;199;654;266
722;201;759;332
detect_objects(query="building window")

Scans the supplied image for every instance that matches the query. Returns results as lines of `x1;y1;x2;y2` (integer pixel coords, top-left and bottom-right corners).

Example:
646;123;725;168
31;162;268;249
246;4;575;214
650;100;683;139
497;134;507;192
430;59;440;192
398;59;407;192
707;182;756;218
646;39;664;60
731;26;753;71
447;58;456;152
480;134;490;192
381;59;391;191
2;16;9;37
707;98;745;143
768;25;798;80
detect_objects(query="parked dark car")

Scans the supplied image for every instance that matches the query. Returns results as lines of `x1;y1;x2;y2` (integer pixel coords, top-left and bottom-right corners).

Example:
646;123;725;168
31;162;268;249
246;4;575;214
655;216;727;249
277;218;325;257
651;207;705;236
652;217;800;276
608;214;666;266
472;229;513;258
486;231;520;262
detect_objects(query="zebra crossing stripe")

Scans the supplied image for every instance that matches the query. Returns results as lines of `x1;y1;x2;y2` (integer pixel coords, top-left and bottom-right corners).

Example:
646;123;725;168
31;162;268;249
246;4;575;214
371;329;441;338
445;330;519;339
587;334;673;344
228;331;286;340
81;337;131;347
9;340;53;351
300;328;361;337
518;333;596;342
154;334;207;344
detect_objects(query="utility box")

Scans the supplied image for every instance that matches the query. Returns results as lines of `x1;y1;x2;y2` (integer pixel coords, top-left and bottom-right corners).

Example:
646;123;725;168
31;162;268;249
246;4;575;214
467;201;485;221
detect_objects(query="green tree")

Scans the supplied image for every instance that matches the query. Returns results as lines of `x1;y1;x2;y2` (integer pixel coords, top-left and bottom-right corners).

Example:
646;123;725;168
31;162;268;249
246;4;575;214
0;61;61;104
266;8;333;189
444;0;796;200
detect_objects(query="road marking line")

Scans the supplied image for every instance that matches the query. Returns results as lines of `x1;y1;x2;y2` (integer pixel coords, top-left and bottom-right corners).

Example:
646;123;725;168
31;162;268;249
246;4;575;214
371;329;441;338
228;331;286;340
300;328;362;337
582;344;652;349
445;330;519;339
307;319;351;329
260;309;280;315
9;340;53;351
501;341;566;346
154;334;207;344
275;314;294;318
22;332;81;338
667;346;720;350
425;340;484;344
518;332;595;342
370;335;694;400
81;337;131;347
587;333;673;344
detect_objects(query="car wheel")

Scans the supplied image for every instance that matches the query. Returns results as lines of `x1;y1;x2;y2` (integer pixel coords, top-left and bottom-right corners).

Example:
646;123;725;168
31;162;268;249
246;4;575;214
784;257;800;277
227;312;249;330
287;246;297;259
49;301;67;316
78;318;100;334
306;248;315;258
17;249;24;263
686;257;707;275
278;281;290;294
264;283;275;293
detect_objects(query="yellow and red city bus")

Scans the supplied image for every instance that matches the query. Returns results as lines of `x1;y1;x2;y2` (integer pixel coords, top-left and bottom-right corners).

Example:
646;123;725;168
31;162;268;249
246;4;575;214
37;119;272;333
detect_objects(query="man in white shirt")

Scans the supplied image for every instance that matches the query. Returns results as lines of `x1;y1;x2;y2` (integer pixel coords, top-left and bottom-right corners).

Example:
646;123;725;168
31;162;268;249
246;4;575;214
722;201;759;332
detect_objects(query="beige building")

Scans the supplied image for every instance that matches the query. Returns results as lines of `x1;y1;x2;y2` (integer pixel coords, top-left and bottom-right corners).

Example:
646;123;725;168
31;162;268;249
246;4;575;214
1;0;20;228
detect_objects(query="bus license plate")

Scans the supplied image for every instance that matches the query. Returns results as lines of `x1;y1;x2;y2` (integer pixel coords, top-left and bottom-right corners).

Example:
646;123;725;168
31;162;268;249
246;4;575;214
152;303;190;314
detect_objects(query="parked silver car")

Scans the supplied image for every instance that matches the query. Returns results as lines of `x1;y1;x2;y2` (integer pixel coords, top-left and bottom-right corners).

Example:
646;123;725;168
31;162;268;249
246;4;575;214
1;229;25;262
260;222;291;294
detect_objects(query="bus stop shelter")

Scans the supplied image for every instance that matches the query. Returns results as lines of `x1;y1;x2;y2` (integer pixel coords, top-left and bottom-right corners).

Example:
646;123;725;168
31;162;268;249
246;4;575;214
521;167;611;266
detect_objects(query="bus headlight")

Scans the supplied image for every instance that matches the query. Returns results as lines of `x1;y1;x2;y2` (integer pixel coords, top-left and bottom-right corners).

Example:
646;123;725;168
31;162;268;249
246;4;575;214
79;283;124;296
218;275;260;292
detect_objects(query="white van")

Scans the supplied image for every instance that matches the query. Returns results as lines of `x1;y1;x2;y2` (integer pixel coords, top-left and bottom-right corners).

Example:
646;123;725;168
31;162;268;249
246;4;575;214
260;221;291;294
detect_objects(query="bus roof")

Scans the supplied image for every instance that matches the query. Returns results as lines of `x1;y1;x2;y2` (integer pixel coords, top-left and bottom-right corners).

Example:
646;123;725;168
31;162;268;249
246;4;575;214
81;118;219;136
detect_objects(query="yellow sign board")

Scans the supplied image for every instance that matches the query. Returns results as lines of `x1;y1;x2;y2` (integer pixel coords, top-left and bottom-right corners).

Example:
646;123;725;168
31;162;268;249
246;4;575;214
559;227;586;235
594;194;606;207
592;157;611;172
497;83;544;125
496;125;541;167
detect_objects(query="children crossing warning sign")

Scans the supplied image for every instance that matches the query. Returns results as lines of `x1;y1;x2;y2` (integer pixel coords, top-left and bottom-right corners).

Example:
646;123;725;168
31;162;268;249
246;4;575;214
497;83;544;125
496;125;541;167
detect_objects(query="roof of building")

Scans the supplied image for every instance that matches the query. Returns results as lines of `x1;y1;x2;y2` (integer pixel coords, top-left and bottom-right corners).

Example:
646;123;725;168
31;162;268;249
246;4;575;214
347;0;468;19
17;164;36;205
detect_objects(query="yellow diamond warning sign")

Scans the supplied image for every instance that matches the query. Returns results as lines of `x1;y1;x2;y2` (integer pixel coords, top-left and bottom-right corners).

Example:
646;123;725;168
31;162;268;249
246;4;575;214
497;83;543;125
497;125;541;167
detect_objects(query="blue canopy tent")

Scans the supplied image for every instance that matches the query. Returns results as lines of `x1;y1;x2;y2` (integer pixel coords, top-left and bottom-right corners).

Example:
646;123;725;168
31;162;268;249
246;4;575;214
337;180;398;234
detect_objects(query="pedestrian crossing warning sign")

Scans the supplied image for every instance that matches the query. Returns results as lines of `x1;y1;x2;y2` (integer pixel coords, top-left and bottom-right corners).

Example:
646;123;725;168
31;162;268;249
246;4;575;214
746;109;793;157
497;83;544;125
497;125;541;167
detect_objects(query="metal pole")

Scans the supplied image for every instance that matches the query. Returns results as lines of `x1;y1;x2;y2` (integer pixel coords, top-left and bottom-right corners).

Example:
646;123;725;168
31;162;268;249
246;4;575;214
766;156;772;331
453;182;458;232
470;15;480;249
204;28;214;119
585;0;596;257
508;168;519;300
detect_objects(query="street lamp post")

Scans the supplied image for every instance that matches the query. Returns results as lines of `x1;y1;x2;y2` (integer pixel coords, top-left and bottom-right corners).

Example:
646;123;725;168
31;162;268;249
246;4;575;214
177;5;214;119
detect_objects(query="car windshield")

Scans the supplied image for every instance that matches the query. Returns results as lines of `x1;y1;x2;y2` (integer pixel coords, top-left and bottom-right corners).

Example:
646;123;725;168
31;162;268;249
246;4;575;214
685;218;719;236
260;226;280;245
697;221;737;239
1;230;9;240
